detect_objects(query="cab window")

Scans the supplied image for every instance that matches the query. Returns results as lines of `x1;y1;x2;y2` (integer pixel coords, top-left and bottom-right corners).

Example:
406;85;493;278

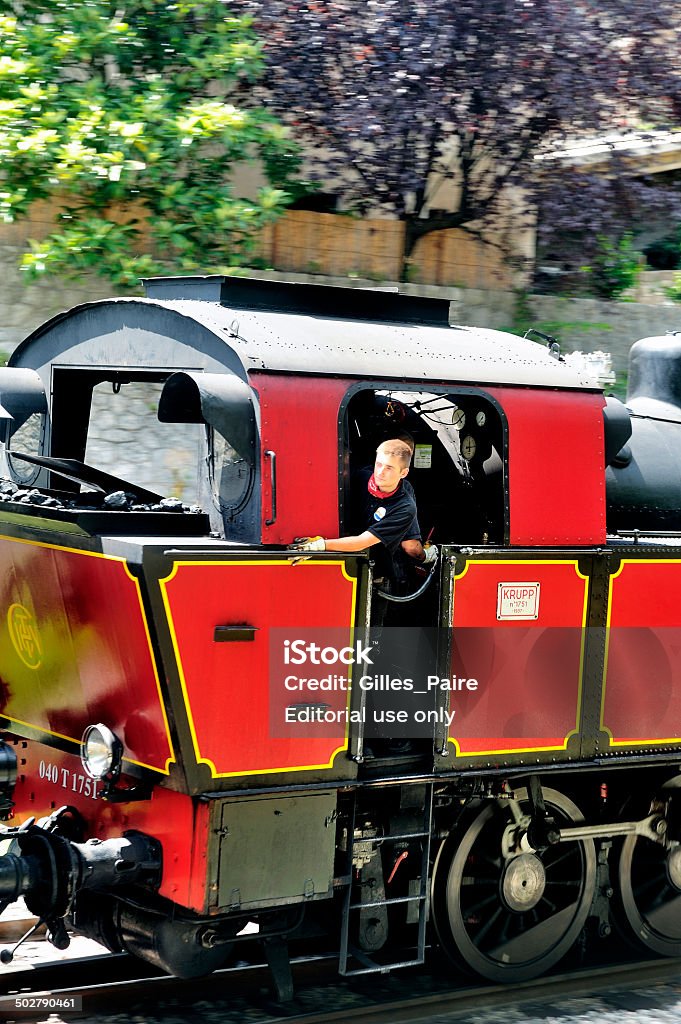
344;387;506;545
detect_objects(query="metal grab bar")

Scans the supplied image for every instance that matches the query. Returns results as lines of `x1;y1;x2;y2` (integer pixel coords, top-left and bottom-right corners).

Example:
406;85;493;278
264;449;277;526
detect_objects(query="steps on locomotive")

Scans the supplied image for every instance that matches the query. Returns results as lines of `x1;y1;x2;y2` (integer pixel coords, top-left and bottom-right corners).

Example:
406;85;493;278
339;785;433;976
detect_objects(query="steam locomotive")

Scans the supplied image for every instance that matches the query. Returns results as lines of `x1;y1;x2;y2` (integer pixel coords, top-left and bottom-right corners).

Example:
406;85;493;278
0;275;680;992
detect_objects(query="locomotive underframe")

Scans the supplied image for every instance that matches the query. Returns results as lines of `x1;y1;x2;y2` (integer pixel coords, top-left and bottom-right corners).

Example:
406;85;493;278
3;758;681;982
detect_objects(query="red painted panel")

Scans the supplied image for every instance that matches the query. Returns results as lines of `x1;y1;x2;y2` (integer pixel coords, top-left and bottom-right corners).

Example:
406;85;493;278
486;387;606;546
254;374;351;545
449;560;587;754
255;377;605;549
0;535;173;773
161;559;357;776
604;560;681;744
9;739;202;908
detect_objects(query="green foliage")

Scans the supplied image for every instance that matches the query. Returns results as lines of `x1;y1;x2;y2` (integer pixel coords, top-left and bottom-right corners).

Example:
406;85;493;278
0;2;303;286
610;369;628;403
644;228;681;271
580;234;643;301
665;273;681;302
509;289;534;336
504;291;614;343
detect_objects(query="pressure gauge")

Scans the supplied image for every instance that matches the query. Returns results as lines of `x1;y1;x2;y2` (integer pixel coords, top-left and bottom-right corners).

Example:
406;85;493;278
461;435;477;461
475;410;487;427
452;408;466;430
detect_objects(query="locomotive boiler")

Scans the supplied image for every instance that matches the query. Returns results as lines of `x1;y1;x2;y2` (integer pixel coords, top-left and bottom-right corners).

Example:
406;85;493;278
0;275;680;991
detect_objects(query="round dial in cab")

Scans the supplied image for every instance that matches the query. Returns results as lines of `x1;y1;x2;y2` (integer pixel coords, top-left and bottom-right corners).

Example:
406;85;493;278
461;435;477;461
475;410;487;427
451;408;466;430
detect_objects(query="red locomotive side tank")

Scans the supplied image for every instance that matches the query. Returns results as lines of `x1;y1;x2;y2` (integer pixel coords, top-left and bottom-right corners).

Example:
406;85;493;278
0;534;173;774
603;560;681;747
157;556;359;777
445;557;588;756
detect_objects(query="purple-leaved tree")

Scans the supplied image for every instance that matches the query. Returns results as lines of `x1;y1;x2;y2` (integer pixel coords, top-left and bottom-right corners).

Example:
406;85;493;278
235;0;681;287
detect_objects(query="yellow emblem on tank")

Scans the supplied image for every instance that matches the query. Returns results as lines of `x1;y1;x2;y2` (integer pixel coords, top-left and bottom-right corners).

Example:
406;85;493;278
7;602;42;669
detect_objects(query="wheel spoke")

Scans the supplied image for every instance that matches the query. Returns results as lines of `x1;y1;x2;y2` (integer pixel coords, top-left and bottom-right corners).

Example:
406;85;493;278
632;874;668;900
460;874;499;886
469;905;503;946
645;893;681;939
543;848;577;872
489;902;579;963
461;891;500;917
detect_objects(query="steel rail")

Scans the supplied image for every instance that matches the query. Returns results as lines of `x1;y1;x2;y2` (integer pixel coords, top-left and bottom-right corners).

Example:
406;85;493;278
1;947;681;1024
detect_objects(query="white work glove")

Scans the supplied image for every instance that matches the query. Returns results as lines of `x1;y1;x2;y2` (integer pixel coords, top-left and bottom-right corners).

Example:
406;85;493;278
422;543;438;565
289;536;326;552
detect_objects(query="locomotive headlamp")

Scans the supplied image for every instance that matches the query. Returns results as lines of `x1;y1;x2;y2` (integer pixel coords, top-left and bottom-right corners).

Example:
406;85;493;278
80;724;123;781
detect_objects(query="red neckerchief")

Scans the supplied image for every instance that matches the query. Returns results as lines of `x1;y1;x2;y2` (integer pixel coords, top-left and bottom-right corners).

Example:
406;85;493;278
368;473;400;499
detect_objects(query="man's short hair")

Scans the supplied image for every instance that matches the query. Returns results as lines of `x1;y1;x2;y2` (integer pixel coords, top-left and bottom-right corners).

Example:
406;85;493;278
377;438;412;469
394;431;415;454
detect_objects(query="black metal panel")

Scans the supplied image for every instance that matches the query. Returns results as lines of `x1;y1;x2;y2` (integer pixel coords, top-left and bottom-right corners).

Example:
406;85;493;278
577;553;610;761
0;367;47;436
143;275;451;327
8;452;164;503
628;332;681;418
158;371;256;466
212;792;337;913
603;396;632;466
0;498;210;538
606;416;681;532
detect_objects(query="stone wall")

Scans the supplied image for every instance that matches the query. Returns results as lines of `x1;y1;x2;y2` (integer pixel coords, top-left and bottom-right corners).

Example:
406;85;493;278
522;294;681;378
0;245;127;357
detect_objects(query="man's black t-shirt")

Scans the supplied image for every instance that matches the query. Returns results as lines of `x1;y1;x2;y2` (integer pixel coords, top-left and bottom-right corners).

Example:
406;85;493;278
355;468;421;583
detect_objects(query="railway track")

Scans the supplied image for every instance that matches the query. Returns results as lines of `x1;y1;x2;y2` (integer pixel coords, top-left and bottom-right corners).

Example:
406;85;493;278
2;917;681;1024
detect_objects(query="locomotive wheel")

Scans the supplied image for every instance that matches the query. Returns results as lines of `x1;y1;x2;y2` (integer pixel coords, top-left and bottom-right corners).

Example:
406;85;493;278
616;833;681;956
431;788;596;983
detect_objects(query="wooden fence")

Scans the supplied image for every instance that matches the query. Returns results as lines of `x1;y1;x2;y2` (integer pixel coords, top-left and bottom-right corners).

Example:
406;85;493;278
0;203;523;290
258;210;520;289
